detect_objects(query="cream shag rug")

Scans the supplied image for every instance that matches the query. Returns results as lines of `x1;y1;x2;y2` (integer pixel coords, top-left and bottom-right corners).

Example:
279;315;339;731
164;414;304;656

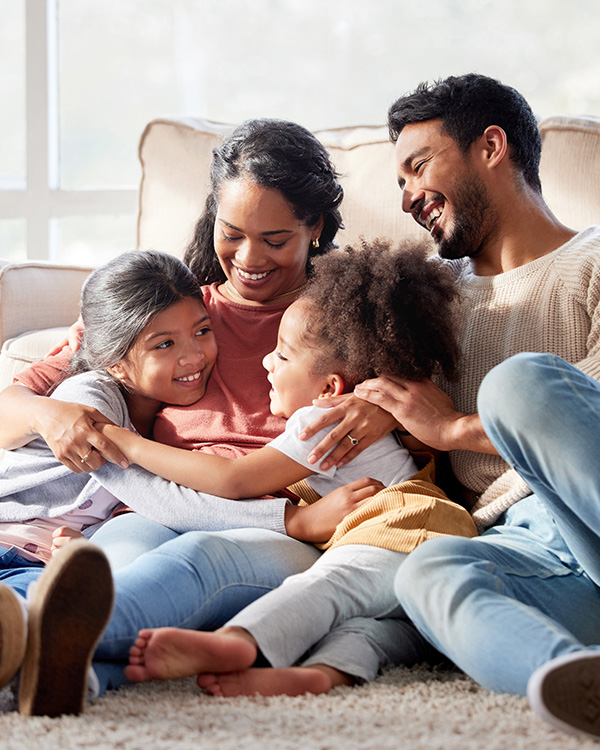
0;663;594;749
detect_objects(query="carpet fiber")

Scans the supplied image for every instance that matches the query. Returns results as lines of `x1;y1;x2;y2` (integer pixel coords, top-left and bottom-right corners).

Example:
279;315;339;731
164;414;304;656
0;664;594;749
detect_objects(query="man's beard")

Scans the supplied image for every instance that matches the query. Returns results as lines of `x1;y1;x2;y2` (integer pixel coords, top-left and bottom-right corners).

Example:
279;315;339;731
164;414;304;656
436;174;493;260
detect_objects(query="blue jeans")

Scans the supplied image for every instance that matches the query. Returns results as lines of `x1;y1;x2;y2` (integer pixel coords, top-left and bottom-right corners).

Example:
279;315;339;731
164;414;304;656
90;517;434;692
91;512;180;570
91;526;323;693
0;547;44;598
394;353;600;696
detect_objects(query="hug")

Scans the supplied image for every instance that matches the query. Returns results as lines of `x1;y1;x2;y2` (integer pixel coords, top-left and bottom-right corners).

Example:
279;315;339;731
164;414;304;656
1;73;600;742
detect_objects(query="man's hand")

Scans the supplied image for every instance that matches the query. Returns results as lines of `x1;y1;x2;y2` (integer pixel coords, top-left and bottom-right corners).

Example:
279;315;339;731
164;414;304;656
354;375;496;454
298;393;398;471
284;477;385;543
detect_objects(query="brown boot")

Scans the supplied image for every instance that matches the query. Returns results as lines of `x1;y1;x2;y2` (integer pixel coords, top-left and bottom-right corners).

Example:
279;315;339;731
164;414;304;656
18;540;114;717
0;583;27;690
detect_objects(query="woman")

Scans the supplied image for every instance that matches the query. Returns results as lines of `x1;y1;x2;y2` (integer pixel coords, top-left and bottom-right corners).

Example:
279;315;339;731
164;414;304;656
0;119;408;706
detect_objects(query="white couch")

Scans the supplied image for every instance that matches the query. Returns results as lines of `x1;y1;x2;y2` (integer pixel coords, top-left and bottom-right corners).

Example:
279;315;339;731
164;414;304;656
1;114;599;390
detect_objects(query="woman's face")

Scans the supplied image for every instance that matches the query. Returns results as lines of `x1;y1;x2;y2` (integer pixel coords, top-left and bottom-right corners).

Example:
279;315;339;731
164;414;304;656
214;178;323;306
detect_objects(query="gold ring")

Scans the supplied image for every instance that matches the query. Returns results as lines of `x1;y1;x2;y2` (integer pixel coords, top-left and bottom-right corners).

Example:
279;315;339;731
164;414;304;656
346;434;358;446
80;450;92;464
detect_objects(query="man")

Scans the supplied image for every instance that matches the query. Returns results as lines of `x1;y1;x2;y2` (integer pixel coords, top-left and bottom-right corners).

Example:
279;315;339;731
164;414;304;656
352;74;600;740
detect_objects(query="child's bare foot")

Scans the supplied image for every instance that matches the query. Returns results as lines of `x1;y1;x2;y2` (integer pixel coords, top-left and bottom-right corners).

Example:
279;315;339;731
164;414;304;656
124;626;257;683
197;664;352;697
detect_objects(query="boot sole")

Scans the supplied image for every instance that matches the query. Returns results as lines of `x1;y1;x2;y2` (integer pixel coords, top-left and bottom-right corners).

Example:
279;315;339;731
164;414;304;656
18;541;114;717
0;583;27;689
528;651;600;739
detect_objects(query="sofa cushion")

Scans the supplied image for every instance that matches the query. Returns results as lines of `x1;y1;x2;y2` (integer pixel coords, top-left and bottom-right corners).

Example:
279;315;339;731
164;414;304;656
315;125;426;248
0;262;91;344
539;115;600;230
138;116;600;262
0;327;69;386
0;262;91;386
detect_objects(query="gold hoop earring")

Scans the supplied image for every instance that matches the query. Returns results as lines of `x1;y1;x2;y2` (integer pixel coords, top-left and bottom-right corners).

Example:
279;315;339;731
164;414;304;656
312;238;320;249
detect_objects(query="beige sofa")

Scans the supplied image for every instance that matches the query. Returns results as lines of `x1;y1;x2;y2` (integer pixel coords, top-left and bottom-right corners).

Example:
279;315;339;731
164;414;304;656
1;114;599;390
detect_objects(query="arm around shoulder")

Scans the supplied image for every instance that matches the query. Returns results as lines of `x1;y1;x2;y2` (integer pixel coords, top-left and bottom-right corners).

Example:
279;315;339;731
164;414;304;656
0;383;49;449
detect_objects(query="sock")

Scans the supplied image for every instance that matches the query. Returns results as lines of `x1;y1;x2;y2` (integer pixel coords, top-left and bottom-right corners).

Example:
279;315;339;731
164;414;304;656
87;667;100;701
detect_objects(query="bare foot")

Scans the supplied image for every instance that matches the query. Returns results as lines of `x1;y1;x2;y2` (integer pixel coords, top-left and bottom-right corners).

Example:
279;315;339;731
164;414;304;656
124;627;257;683
196;666;337;697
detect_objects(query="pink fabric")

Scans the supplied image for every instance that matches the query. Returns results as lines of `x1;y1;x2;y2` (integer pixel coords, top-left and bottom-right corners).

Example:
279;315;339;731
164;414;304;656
154;284;287;455
15;348;72;395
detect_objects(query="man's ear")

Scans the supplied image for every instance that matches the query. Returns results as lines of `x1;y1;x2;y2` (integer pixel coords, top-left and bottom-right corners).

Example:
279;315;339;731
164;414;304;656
478;125;508;169
316;373;346;399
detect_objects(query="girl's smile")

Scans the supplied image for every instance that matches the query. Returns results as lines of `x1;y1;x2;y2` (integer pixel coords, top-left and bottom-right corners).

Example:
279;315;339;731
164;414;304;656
109;296;218;412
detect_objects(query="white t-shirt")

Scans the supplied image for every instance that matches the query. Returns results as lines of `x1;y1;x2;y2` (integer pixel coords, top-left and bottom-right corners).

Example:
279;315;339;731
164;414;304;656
268;405;418;497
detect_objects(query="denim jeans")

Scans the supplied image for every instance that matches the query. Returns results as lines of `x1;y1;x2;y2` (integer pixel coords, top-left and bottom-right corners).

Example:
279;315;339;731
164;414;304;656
92;527;322;693
91;512;180;571
0;547;44;598
394;353;600;696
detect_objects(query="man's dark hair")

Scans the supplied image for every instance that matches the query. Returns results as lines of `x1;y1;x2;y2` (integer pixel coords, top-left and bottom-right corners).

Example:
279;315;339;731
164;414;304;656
388;74;542;192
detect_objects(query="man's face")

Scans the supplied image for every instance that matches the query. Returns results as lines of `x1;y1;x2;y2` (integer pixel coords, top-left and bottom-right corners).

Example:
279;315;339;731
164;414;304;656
395;119;494;260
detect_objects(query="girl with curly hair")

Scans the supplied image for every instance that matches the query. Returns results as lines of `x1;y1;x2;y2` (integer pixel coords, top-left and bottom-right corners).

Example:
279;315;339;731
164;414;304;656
97;237;478;698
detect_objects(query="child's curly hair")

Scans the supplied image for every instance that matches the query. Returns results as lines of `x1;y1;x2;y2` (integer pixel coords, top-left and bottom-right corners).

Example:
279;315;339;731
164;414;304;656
299;238;460;387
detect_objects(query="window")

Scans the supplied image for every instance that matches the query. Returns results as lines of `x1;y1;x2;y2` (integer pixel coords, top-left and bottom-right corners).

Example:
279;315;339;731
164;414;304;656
2;0;599;265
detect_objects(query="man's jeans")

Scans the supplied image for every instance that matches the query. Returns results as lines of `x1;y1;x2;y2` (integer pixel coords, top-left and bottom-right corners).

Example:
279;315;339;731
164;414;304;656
394;353;600;695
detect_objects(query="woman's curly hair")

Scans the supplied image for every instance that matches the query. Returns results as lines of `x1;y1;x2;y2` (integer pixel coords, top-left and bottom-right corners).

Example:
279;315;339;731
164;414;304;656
299;238;460;387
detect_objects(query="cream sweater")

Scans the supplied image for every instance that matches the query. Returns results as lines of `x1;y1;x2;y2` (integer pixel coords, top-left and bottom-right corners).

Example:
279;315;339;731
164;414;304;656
440;225;600;529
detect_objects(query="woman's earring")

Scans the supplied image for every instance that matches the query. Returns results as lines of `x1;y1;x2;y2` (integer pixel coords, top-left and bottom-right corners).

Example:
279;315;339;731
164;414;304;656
312;238;320;249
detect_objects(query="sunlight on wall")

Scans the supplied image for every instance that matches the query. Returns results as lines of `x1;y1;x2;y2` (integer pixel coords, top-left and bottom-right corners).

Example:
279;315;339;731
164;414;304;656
57;0;600;188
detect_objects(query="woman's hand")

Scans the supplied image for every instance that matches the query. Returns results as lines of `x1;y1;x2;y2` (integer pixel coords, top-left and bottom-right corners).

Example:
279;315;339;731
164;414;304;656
46;316;84;357
34;398;128;473
284;477;384;542
298;393;398;471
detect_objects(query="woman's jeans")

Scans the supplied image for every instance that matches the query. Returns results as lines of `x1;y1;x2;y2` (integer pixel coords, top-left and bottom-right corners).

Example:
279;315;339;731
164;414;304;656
90;517;434;694
90;524;321;692
91;512;180;570
0;547;44;598
394;353;600;696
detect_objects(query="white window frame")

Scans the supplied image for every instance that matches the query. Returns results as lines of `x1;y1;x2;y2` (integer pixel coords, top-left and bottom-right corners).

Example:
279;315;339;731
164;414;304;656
0;0;138;261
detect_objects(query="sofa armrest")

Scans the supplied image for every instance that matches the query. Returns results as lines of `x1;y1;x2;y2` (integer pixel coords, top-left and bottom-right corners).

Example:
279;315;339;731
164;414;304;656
0;261;92;345
0;261;92;389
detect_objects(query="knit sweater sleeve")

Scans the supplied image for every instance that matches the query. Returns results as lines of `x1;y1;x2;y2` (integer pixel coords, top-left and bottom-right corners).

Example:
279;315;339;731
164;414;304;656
92;462;288;535
562;248;600;380
447;226;600;528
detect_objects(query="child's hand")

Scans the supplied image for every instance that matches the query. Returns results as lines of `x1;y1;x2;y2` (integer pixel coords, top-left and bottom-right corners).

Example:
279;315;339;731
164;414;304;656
284;477;384;543
51;526;86;556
